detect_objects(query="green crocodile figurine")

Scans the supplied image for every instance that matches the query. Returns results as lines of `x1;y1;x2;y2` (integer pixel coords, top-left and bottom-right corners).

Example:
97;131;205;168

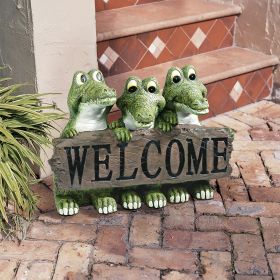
156;65;214;200
61;69;116;138
109;76;190;209
56;69;119;215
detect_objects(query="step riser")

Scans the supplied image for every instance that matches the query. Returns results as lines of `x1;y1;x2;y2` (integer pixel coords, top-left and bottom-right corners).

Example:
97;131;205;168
98;16;235;77
108;67;273;122
96;0;164;12
202;67;273;120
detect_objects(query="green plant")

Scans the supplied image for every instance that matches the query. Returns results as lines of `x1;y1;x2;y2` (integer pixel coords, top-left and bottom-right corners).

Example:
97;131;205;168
0;71;63;237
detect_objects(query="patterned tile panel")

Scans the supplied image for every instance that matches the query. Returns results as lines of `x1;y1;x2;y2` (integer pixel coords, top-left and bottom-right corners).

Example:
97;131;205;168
108;68;273;122
201;67;273;120
97;16;236;77
95;0;164;12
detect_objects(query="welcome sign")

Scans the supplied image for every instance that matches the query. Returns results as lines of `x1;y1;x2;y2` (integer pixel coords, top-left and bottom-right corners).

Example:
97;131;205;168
50;125;233;190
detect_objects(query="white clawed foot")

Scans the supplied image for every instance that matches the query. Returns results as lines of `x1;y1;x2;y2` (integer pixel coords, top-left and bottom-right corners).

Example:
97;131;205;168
168;187;189;204
122;191;141;210
57;198;79;216
94;197;117;215
194;186;214;200
145;192;167;208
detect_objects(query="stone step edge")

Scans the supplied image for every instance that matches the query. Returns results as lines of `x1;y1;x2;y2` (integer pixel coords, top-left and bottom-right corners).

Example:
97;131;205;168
106;47;279;112
96;1;242;42
198;48;279;85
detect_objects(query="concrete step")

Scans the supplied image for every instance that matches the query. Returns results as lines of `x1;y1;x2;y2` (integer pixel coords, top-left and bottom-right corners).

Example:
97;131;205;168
96;0;241;41
97;0;241;76
96;0;171;12
106;47;279;120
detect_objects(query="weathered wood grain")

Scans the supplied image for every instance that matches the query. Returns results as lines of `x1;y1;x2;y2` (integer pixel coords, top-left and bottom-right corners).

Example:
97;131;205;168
49;125;233;190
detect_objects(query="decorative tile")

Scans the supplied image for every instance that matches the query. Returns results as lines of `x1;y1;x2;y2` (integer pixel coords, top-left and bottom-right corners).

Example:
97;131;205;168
109;57;131;76
190;28;207;49
95;0;105;12
109;68;273;123
97;16;235;77
202;67;273;119
120;36;147;69
230;81;243;102
166;28;189;57
207;19;229;49
148;36;165;58
99;47;119;70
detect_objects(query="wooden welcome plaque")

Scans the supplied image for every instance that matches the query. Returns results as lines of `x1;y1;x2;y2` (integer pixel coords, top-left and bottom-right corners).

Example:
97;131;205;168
50;125;233;190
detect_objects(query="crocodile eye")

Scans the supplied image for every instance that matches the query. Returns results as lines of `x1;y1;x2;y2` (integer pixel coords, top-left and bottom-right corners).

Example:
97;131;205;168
127;79;138;93
188;68;196;81
92;70;104;82
76;73;87;85
147;80;157;93
171;69;182;84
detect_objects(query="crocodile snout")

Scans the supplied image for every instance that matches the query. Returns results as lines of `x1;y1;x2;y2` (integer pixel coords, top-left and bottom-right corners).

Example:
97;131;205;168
136;112;154;123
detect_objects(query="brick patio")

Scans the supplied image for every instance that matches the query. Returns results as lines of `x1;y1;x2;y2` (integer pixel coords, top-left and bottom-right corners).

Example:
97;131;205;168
1;99;280;279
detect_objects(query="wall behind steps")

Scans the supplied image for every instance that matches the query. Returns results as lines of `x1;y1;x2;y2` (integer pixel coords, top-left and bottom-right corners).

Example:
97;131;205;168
208;0;280;99
0;0;99;177
0;0;36;92
30;0;98;176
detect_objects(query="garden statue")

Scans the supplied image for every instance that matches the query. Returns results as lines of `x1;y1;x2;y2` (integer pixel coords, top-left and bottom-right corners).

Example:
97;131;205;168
55;69;118;215
61;69;116;138
50;67;233;216
109;76;167;209
156;65;214;200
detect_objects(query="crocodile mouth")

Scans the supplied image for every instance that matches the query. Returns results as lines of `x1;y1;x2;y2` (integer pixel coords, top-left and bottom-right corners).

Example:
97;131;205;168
124;110;154;129
174;102;209;115
87;96;116;106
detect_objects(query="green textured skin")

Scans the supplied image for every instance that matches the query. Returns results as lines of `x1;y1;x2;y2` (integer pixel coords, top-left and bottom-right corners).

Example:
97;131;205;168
55;69;120;216
61;69;116;138
110;76;186;209
155;65;214;200
155;65;209;132
109;76;165;142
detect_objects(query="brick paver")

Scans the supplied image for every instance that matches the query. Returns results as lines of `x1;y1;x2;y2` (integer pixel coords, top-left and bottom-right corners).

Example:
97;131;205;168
129;247;197;271
16;261;54;279
1;100;280;279
130;214;161;247
94;226;128;264
163;202;195;230
267;253;280;279
0;260;18;279
194;192;226;215
0;240;59;261
218;178;250;202
226;201;280;217
200;251;232;280
162;271;200;280
232;234;268;275
196;215;259;234
28;221;97;242
53;243;93;279
163;230;231;251
260;217;280;253
249;186;280;202
235;276;272;280
92;263;160;280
